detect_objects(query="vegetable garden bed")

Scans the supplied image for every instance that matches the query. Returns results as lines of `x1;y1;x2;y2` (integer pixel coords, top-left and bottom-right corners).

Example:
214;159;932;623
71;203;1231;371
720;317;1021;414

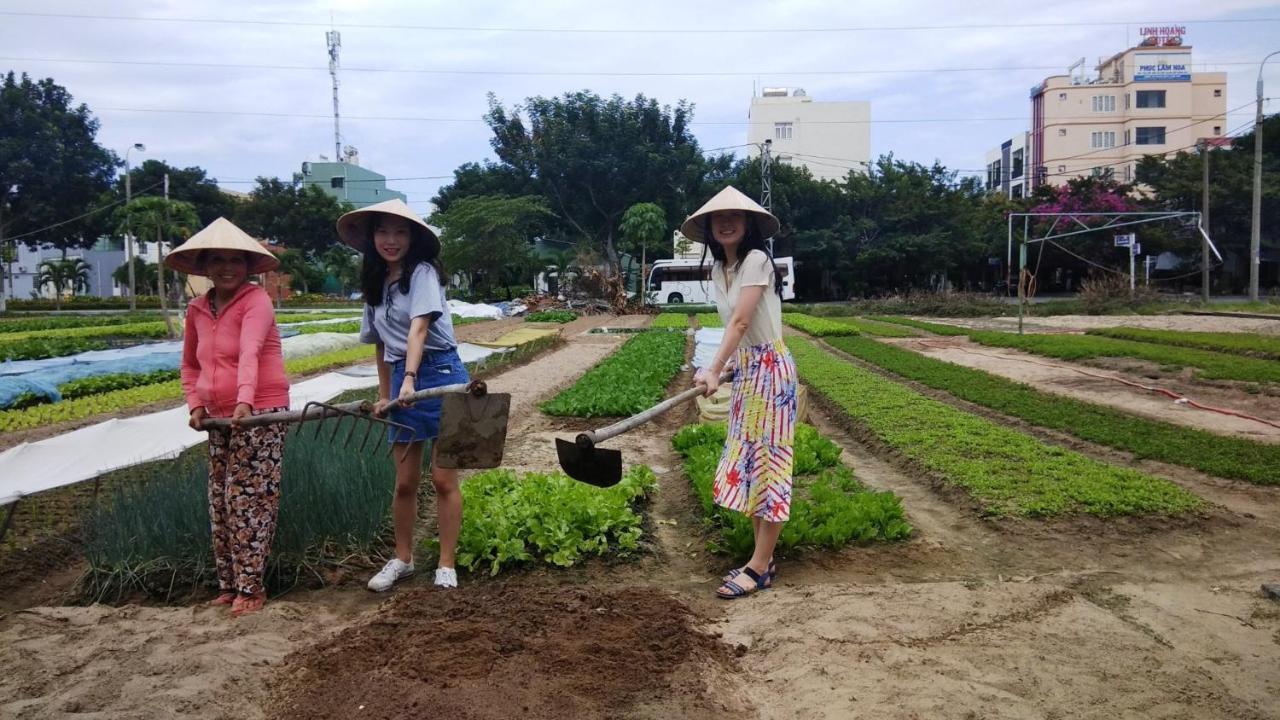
969;331;1280;385
825;336;1280;486
781;313;860;337
787;337;1202;518
428;467;657;575
673;423;911;557
1086;326;1280;361
540;331;686;418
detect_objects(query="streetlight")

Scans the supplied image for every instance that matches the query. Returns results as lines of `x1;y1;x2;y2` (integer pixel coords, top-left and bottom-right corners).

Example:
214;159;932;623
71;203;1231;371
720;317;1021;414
1249;51;1280;301
124;142;146;310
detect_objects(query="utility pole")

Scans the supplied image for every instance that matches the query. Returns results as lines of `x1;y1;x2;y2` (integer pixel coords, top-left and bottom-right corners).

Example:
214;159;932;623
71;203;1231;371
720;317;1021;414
0;190;7;315
124;143;145;311
1250;51;1279;301
158;174;175;338
1200;140;1211;302
761;138;774;253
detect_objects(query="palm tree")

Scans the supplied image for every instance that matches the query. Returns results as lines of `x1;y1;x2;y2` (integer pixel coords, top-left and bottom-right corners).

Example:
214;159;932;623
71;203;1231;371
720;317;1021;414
113;197;200;337
36;258;92;310
321;245;360;297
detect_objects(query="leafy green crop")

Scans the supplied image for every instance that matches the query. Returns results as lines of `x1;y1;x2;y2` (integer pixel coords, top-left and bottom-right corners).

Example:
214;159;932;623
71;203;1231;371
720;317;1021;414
650;313;690;329
541;331;686;417
275;312;361;325
0;336;111;361
829;317;917;338
827;336;1280;486
782;313;861;337
970;330;1280;384
0;313;160;334
787;337;1202;517
61;369;181;400
525;310;577;324
695;313;723;328
869;316;972;336
293;320;361;335
5;321;173;343
673;422;911;557
429;466;657;575
1087;326;1280;361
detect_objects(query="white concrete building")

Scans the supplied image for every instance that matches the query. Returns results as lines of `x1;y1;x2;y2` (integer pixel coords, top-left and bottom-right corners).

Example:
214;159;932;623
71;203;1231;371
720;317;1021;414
747;88;871;182
983;132;1031;199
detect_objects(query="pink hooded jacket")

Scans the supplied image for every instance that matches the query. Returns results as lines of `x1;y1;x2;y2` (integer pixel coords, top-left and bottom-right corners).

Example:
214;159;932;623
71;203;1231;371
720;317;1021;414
181;284;289;418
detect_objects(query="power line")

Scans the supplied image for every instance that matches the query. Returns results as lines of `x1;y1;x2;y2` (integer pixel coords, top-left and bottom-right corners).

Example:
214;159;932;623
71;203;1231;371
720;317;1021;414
3;10;1279;34
1;54;1264;78
5;180;165;243
91;105;1260;126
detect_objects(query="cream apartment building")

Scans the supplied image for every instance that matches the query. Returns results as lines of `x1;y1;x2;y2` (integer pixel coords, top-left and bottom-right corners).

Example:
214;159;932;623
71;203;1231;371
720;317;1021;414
747;88;871;182
1026;38;1226;188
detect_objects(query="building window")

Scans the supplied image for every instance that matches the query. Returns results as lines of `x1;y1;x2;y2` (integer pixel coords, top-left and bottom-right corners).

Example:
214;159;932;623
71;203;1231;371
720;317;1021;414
1091;95;1116;112
1135;90;1166;108
1124;129;1131;145
1057;165;1066;173
1124;164;1133;182
1124;93;1131;109
1058;92;1067;101
1011;185;1023;199
1011;149;1024;179
1213;126;1221;135
1135;126;1166;145
774;122;793;140
330;177;344;188
1213;89;1222;97
1057;128;1067;136
1090;131;1116;149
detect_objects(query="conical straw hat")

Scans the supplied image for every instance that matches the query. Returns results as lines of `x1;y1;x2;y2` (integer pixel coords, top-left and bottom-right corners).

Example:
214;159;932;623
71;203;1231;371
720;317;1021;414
164;217;279;276
679;186;780;244
335;198;439;256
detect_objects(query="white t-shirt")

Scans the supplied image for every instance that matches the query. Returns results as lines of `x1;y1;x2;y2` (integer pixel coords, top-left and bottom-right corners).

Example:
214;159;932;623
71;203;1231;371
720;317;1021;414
712;249;783;348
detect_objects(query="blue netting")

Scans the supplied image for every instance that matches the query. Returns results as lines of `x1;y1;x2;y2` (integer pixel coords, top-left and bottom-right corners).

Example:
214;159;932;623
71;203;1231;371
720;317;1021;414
0;341;183;409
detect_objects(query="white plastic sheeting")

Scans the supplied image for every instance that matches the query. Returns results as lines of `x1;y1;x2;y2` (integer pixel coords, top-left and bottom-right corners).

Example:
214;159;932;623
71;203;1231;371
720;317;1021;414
448;299;505;320
693;328;725;370
0;370;381;506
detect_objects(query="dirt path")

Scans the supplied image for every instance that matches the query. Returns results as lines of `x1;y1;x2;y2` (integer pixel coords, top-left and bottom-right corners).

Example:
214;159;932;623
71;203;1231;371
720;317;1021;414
886;336;1280;444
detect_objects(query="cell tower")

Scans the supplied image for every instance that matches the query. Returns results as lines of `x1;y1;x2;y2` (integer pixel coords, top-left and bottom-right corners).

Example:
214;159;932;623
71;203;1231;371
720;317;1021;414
326;30;342;162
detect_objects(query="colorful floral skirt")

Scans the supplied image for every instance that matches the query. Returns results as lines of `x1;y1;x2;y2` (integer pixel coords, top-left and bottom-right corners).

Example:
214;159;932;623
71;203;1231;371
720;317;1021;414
713;340;798;522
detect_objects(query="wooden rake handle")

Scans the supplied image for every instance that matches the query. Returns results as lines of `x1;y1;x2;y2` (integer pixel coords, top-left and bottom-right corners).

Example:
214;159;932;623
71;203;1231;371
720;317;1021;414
200;381;485;430
578;371;733;447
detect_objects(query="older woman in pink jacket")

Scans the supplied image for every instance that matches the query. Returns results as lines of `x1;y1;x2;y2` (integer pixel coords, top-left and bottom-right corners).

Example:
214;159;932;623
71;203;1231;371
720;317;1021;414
167;218;289;617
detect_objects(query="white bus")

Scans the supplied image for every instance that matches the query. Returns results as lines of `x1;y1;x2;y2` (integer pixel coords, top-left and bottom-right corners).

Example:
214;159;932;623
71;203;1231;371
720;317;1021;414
648;256;796;304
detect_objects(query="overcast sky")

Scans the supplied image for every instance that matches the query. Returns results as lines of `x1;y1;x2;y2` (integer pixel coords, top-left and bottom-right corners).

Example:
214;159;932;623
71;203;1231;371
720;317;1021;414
3;0;1279;214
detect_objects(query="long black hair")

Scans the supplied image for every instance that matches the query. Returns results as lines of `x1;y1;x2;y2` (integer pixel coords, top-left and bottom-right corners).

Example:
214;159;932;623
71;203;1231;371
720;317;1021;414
359;215;447;307
698;215;783;297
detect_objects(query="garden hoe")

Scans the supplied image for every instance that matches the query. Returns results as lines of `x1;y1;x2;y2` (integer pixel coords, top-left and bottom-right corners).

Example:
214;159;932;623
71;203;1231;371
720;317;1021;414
556;371;733;488
202;380;510;468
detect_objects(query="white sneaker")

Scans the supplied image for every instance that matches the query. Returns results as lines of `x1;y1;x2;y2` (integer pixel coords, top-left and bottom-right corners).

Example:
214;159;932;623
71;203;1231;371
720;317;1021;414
434;567;458;589
367;558;414;592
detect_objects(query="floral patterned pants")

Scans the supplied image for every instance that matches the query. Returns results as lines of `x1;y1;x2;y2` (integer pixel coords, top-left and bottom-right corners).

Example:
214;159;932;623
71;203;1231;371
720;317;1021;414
206;407;287;596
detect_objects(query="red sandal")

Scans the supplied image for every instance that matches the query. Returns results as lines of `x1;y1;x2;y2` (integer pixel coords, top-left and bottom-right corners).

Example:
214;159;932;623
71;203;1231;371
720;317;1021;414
231;592;266;617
